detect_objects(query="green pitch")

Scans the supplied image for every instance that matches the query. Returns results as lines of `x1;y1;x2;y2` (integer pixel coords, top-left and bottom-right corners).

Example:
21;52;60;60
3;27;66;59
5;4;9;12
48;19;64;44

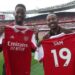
0;52;4;75
0;53;44;75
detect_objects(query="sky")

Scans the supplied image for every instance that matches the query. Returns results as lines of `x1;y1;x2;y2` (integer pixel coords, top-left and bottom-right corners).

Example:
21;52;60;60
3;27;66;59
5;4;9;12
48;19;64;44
0;0;74;20
0;0;74;12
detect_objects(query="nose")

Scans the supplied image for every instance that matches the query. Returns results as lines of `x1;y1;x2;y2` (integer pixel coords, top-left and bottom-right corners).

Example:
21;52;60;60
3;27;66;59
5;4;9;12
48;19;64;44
18;13;22;17
47;20;53;24
50;19;54;23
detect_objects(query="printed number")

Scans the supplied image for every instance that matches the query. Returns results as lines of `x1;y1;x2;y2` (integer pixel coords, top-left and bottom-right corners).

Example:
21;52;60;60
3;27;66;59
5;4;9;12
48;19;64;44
51;48;71;67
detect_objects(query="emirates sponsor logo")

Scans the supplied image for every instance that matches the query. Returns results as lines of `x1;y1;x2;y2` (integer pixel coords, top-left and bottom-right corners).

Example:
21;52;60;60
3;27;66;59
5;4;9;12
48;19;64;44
7;41;28;51
7;41;28;47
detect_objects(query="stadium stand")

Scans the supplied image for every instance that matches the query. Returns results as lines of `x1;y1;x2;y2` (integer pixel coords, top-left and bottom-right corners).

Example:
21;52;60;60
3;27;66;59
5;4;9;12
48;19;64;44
0;12;75;40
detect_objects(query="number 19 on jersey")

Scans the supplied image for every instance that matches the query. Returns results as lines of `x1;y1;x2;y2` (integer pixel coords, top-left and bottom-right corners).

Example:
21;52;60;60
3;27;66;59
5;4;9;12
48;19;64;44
51;48;71;67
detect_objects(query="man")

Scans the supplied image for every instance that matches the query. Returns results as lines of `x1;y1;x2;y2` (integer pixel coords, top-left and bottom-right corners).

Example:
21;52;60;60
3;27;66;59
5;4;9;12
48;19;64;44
0;4;26;75
36;13;72;46
43;13;72;39
1;4;37;75
34;13;75;75
0;3;26;49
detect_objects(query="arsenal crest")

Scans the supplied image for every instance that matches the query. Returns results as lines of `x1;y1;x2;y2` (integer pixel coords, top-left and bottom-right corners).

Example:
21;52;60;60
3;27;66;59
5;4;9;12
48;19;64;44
24;36;29;41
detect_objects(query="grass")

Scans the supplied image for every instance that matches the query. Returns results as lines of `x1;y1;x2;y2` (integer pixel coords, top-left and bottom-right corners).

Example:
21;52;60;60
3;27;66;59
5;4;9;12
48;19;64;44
0;53;44;75
0;52;4;75
31;53;44;75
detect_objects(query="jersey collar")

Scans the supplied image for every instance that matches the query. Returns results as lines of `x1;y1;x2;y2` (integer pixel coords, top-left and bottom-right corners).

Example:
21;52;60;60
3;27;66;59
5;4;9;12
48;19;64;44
50;33;65;39
12;25;29;33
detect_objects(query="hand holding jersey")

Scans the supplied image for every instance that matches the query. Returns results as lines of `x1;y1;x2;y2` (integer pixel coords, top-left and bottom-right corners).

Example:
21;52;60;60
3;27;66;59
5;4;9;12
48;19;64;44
0;25;5;34
1;4;37;75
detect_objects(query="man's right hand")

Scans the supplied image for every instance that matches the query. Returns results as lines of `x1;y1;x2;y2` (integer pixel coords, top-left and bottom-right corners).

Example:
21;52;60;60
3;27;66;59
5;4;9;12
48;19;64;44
0;25;5;35
0;49;2;52
0;44;2;52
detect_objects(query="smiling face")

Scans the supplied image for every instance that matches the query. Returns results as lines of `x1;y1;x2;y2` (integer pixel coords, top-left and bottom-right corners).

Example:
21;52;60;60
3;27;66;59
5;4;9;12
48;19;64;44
14;4;26;25
46;13;59;30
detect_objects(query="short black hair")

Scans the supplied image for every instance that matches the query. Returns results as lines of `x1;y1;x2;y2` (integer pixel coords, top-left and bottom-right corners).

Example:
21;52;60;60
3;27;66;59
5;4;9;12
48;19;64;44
15;4;26;10
47;13;58;18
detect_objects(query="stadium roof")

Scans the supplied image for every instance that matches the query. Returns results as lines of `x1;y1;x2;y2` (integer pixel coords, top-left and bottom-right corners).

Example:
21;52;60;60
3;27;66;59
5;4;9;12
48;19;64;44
0;0;75;20
0;0;74;11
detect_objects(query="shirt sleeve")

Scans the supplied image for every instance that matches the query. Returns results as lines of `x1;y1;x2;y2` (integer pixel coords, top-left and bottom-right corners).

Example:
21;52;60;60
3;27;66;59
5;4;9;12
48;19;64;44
31;33;37;50
0;33;5;50
34;45;44;62
0;33;5;44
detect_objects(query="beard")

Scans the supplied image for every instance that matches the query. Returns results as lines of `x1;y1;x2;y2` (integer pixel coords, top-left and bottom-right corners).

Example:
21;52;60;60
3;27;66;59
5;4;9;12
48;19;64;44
16;20;23;25
48;22;58;29
15;16;25;25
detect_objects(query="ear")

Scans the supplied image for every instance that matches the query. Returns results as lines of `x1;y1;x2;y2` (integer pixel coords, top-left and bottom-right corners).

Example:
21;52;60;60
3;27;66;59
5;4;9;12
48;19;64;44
24;14;26;18
13;12;16;16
